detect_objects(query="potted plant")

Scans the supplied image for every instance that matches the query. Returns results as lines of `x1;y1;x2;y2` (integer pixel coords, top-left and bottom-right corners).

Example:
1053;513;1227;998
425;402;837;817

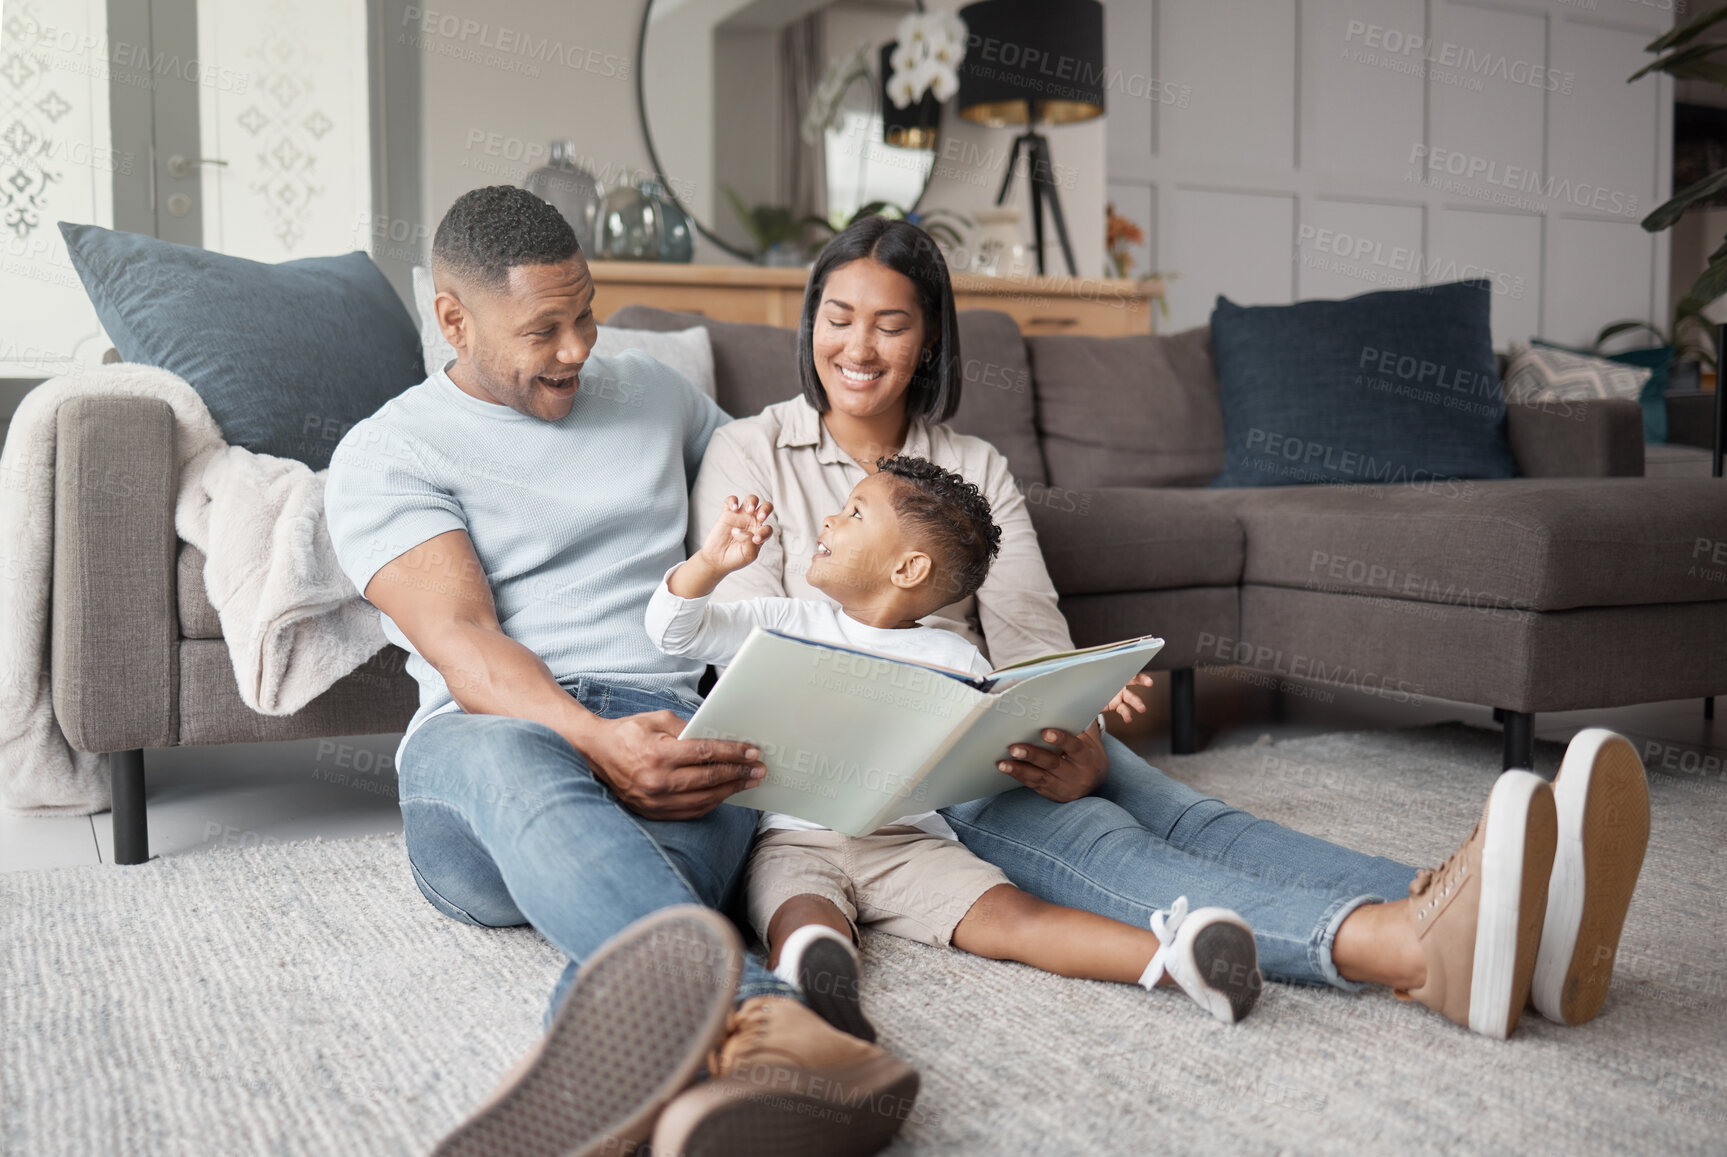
1621;5;1727;369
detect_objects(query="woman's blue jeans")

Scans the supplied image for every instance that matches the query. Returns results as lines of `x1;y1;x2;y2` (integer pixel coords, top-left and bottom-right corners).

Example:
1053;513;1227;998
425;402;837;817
942;733;1420;988
397;679;794;1021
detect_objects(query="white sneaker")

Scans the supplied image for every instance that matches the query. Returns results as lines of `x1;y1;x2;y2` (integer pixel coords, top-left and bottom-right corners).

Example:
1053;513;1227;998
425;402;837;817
772;923;876;1043
1139;897;1262;1023
1530;728;1651;1026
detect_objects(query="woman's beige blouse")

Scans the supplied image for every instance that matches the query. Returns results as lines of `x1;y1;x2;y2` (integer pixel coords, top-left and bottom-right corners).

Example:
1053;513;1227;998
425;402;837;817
689;396;1074;669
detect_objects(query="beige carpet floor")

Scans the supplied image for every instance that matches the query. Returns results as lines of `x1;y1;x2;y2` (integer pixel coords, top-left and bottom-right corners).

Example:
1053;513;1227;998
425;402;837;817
3;724;1722;1155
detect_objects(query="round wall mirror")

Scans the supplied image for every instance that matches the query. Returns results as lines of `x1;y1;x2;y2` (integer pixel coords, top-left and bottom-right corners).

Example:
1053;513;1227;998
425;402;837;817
636;0;937;265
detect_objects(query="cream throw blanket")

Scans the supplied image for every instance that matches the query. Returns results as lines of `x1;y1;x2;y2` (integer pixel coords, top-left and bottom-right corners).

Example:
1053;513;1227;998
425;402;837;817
0;364;385;815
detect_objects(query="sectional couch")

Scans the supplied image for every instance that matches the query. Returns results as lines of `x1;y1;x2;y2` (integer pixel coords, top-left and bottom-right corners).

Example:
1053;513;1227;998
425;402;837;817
50;307;1727;863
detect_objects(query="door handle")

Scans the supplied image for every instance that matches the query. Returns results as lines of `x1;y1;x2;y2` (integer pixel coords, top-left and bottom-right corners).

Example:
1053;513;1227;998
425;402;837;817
166;155;228;179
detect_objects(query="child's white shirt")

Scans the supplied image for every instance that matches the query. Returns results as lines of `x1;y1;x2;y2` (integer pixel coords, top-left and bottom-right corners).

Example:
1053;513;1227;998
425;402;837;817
644;567;995;837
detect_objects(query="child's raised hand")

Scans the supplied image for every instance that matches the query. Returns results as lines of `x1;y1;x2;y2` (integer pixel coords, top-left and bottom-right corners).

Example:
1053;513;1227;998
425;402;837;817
1105;673;1156;724
698;494;775;574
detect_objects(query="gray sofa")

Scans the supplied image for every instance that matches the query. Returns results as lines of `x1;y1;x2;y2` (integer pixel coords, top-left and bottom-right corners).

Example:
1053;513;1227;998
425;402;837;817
54;308;1727;863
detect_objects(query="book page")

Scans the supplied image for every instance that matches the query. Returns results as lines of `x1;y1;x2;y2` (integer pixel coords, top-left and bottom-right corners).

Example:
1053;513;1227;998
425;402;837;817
911;638;1166;812
681;630;986;835
983;634;1164;687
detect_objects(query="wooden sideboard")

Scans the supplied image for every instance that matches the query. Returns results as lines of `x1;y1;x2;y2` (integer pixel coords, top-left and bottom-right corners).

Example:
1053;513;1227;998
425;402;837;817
587;260;1162;336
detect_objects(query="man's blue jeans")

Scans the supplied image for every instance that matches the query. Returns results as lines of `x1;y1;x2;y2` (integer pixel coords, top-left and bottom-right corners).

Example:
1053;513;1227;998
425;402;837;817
942;733;1421;988
397;679;793;1020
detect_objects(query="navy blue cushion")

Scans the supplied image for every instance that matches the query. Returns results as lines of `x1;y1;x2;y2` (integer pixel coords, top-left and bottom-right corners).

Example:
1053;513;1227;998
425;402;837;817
60;223;424;470
1533;338;1670;444
1209;280;1519;489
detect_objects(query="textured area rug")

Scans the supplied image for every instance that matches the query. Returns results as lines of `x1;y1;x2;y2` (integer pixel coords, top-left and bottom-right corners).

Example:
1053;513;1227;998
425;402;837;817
3;725;1723;1155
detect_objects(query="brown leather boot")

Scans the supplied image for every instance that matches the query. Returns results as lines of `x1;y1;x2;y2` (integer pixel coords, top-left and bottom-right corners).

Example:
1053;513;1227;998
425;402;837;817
1396;770;1558;1039
651;996;920;1157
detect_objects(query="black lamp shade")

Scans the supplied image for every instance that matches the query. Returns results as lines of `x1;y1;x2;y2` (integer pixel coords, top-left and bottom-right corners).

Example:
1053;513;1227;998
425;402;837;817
880;42;941;150
956;0;1105;127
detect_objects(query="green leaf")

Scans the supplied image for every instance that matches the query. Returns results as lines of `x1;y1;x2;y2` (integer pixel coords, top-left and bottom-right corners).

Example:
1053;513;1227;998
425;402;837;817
1595;320;1665;350
924;222;964;248
1686;251;1727;310
1673;292;1717;367
720;186;767;252
1656;57;1727;86
1645;3;1727;55
1640;167;1727;232
845;201;901;227
1629;40;1727;82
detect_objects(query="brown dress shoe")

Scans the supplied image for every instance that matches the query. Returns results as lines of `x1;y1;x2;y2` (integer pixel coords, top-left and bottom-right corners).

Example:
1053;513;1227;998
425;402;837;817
432;906;741;1157
651;996;920;1157
1396;770;1558;1039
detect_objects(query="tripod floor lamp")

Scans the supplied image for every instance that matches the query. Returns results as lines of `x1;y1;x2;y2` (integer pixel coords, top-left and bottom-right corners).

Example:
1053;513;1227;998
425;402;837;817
956;0;1106;278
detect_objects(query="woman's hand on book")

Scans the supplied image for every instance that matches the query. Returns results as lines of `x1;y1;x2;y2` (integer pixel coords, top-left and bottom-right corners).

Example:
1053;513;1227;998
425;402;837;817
995;723;1110;803
1105;673;1155;724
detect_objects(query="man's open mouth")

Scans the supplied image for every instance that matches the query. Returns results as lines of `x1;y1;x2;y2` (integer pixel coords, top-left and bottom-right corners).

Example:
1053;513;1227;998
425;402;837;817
537;372;578;392
813;540;832;558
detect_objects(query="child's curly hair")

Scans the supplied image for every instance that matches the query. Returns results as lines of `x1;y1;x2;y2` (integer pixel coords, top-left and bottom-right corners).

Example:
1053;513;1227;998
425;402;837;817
874;455;1002;603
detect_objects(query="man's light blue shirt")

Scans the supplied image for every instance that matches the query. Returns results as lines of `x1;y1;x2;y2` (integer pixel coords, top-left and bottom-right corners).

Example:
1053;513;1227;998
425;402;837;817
323;350;727;768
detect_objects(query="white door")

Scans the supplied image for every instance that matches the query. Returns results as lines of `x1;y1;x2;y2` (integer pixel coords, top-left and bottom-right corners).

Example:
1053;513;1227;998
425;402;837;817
0;0;116;378
195;0;370;262
0;0;371;389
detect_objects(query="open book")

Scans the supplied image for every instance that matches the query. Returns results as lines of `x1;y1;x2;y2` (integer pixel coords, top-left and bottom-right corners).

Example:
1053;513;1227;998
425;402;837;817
679;630;1165;835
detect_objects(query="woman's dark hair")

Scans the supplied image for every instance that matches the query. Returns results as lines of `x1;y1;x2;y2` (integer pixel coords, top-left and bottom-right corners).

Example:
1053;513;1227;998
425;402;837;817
798;217;963;423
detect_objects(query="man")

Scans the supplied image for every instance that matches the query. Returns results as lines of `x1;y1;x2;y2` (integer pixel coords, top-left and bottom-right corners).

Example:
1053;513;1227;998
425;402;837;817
324;185;918;1156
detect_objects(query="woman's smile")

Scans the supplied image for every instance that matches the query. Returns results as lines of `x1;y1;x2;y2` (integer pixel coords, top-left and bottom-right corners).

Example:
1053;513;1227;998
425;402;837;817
837;362;885;385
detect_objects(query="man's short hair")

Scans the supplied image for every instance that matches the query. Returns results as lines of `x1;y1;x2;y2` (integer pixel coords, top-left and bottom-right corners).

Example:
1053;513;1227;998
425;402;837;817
874;455;1001;603
432;185;581;292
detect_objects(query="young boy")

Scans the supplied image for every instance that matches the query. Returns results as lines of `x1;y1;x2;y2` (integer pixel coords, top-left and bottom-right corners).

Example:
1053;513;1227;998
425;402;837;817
645;456;1262;1037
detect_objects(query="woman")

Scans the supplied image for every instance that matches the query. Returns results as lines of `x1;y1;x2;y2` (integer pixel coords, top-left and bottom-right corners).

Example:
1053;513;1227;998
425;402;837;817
688;217;1648;1038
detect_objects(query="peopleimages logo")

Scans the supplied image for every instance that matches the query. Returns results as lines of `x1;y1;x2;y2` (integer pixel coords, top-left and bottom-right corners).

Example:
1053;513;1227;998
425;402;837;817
1358;345;1501;403
1408;145;1640;218
963;33;1191;107
1342;20;1575;94
1296;225;1527;299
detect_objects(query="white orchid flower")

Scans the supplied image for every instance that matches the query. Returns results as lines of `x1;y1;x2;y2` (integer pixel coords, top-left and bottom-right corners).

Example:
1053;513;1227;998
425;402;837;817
910;57;942;101
896;11;927;49
929;64;959;102
890;40;920;76
887;67;919;109
939;11;968;51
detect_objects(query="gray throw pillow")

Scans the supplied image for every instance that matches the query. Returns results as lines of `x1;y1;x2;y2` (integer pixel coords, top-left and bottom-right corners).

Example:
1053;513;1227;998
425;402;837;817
59;223;425;470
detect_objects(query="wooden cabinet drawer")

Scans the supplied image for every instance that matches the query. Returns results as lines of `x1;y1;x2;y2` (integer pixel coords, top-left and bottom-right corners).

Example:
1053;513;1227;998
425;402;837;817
953;290;1150;336
588;261;1160;335
596;284;777;325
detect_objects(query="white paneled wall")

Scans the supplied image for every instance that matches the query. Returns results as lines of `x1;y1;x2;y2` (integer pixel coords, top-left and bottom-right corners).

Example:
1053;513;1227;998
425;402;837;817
1106;0;1674;347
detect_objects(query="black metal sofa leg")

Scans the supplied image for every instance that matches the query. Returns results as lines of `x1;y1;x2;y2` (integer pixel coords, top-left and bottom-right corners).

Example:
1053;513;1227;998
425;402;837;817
111;749;149;865
1170;668;1197;755
1501;711;1535;773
